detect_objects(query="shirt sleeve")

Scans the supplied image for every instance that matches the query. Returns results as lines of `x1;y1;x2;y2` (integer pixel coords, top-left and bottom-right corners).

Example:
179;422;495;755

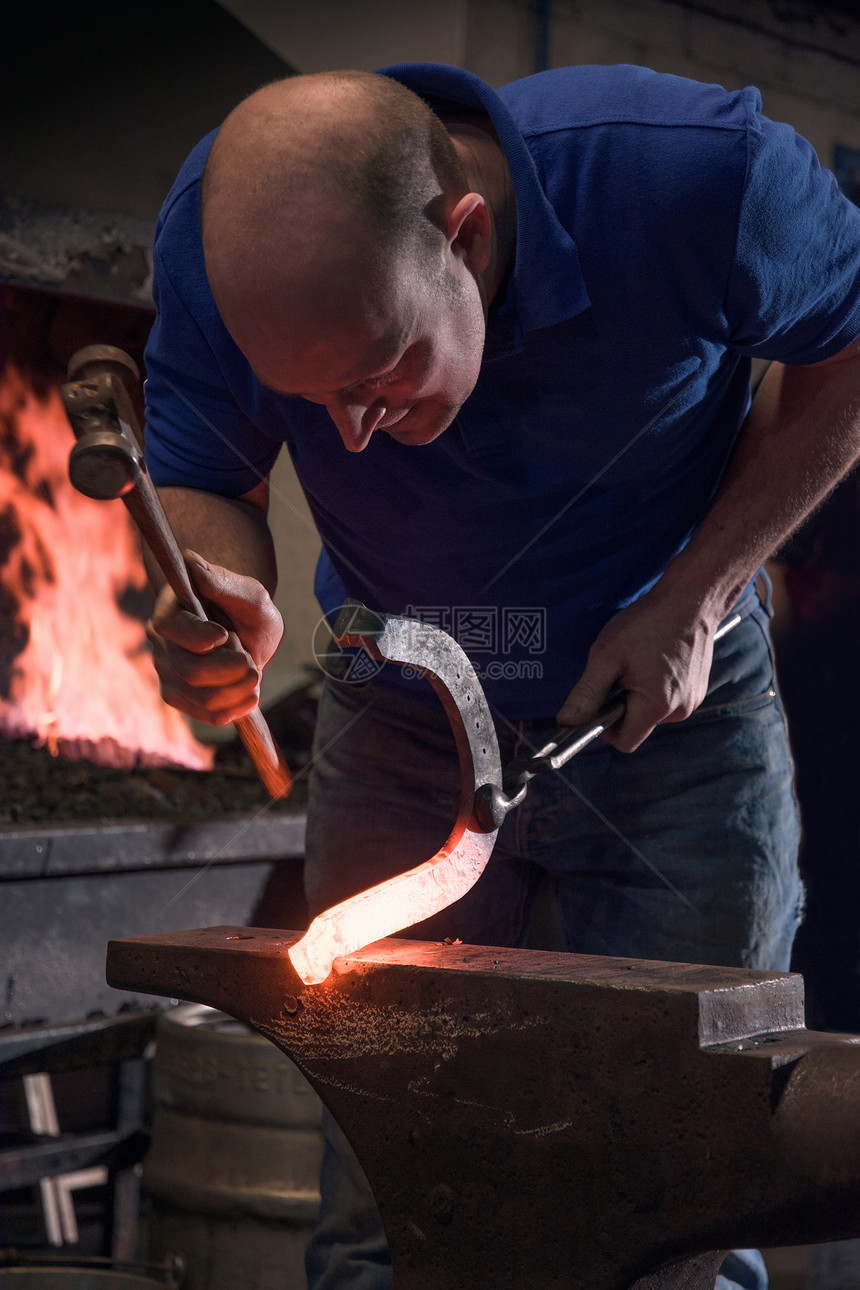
144;214;283;497
726;106;860;362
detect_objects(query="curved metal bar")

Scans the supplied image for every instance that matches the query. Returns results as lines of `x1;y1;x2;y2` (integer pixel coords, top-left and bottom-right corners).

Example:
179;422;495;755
288;602;501;984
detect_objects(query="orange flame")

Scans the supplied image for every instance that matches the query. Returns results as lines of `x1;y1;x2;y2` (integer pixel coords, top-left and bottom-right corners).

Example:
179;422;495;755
0;365;214;770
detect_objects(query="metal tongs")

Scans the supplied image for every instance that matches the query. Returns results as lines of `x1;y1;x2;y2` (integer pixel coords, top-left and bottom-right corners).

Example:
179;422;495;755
472;612;742;832
289;600;742;982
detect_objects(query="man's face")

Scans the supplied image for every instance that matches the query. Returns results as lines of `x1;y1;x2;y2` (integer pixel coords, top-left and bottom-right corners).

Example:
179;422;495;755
228;240;488;453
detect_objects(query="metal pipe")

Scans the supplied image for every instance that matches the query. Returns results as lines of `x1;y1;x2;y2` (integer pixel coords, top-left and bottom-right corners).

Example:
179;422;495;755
537;0;552;72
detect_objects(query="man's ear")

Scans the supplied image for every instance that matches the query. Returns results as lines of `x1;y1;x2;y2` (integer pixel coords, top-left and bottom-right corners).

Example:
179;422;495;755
445;193;492;278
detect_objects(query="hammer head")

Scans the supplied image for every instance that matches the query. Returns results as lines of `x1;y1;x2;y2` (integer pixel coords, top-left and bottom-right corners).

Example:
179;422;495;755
67;344;140;395
62;349;144;503
68;428;140;500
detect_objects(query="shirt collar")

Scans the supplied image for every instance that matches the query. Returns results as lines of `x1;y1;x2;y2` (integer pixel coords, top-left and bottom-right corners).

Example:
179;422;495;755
377;63;591;348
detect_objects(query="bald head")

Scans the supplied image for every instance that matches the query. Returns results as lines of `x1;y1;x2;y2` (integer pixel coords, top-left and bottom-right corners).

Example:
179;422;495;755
198;73;506;451
201;72;469;346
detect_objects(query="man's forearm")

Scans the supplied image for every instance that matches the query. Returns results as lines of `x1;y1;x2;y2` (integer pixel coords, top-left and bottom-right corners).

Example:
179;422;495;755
142;482;278;596
655;338;860;624
555;336;860;748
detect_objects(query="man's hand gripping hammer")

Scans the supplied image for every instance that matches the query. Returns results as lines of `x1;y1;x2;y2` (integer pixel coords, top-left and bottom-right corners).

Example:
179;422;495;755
61;345;291;800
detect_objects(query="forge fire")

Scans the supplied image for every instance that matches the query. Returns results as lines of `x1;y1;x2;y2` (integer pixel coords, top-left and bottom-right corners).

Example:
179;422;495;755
0;362;213;771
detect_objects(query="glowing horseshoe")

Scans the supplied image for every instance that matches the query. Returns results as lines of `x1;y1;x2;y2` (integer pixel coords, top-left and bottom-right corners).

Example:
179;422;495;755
288;601;501;984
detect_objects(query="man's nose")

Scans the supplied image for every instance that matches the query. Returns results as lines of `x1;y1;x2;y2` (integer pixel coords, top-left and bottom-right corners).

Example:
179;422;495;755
328;394;387;453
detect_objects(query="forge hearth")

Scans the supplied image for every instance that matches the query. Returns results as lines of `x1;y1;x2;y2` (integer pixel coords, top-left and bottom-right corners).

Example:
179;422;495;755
0;734;312;826
1;719;313;1026
0;766;308;1024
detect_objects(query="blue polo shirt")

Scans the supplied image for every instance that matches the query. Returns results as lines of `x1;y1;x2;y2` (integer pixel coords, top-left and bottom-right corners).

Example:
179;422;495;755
144;63;860;718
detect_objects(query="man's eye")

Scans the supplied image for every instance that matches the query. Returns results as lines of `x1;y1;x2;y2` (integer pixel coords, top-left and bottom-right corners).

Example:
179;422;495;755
364;368;398;390
363;352;412;390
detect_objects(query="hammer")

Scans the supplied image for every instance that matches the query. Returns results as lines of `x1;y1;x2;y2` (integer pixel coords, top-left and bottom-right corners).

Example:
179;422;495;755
61;344;291;800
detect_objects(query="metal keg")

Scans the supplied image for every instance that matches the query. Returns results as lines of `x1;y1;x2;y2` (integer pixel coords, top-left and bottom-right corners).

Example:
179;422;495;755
143;1004;323;1290
0;1275;166;1289
0;1255;178;1288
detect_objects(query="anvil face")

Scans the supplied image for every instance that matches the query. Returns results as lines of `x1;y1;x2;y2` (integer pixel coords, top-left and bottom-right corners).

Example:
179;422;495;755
107;927;860;1290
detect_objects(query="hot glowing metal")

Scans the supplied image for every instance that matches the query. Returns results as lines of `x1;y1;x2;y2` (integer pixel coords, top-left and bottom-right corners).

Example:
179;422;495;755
288;602;500;984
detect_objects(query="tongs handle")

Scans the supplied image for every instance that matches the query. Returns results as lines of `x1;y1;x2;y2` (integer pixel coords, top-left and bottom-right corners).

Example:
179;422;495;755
472;612;741;831
529;690;628;773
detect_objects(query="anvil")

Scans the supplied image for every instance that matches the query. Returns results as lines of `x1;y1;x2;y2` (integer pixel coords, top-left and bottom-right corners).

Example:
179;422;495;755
107;927;860;1290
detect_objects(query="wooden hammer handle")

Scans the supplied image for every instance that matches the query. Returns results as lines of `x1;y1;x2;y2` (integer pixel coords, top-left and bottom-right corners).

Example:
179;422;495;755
123;471;205;618
124;477;291;800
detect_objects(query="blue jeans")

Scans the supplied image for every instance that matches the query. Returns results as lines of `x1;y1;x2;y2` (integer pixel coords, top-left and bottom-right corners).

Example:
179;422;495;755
304;589;802;1289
